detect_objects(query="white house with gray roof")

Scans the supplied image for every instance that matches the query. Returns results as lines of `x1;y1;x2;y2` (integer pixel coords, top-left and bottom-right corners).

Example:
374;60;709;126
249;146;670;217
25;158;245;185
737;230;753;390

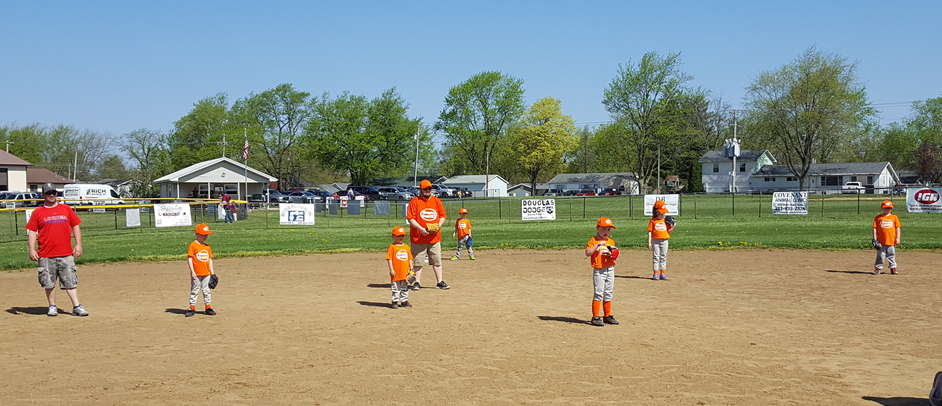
699;149;899;194
545;173;639;195
442;175;509;197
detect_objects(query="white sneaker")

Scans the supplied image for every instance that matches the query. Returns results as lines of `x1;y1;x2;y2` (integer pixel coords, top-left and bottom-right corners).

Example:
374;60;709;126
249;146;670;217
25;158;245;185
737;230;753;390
47;305;57;317
72;305;88;317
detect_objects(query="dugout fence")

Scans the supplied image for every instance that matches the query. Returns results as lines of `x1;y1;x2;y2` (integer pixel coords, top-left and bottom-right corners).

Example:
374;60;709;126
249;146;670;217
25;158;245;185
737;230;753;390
0;191;916;244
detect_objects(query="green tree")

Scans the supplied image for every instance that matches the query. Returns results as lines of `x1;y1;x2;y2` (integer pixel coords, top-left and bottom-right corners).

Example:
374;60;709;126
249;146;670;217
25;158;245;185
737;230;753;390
436;71;525;176
171;93;236;170
122;128;171;197
306;89;420;185
231;84;313;189
95;155;129;180
602;51;697;193
744;47;874;189
507;97;577;195
566;126;596;174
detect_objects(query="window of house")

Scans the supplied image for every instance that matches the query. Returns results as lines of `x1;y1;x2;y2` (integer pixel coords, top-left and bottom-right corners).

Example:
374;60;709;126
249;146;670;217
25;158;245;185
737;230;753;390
713;163;719;173
867;176;873;184
764;177;770;182
771;177;776;182
851;176;857;182
739;163;746;172
786;177;794;182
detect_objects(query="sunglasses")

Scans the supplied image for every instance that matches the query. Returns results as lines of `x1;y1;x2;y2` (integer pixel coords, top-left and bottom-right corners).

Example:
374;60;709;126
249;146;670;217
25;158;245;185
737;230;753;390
421;188;432;191
43;191;57;196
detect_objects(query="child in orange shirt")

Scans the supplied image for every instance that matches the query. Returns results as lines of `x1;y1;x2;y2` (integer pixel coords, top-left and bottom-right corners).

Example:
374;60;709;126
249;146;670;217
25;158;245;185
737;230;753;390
186;223;216;317
451;208;474;260
387;226;414;308
648;200;675;280
585;217;620;327
872;200;901;275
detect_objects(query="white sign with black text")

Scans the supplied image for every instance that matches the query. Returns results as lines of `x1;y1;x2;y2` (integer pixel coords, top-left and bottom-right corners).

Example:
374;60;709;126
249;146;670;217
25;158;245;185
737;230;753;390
643;194;680;216
280;203;316;225
154;203;192;228
906;187;942;213
521;199;556;221
771;191;808;215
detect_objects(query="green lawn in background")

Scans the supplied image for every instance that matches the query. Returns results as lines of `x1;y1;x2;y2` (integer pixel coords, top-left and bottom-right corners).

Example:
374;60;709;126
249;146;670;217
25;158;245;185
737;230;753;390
1;193;938;271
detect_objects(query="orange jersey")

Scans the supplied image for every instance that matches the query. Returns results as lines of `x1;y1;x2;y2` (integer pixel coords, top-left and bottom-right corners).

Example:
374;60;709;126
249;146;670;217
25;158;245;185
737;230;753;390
648;217;671;240
873;213;901;246
386;243;413;281
406;196;446;244
187;241;213;276
455;218;472;239
587;236;616;269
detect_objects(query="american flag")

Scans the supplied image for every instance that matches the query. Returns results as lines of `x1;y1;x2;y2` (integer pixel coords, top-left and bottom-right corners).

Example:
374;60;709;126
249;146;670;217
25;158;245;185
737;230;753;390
243;135;249;160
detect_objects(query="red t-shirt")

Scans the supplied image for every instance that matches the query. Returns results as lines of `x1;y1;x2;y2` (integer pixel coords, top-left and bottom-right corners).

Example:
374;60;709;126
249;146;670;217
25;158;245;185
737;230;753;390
406;196;446;244
25;204;82;258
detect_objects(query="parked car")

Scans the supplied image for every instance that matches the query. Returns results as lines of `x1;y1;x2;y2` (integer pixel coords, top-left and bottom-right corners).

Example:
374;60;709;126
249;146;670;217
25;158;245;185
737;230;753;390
575;189;597;196
841;181;865;194
1;191;42;208
564;189;579;196
287;191;317;203
307;190;334;202
400;185;419;196
263;189;291;203
376;187;414;201
349;186;380;200
599;188;620;196
432;184;457;198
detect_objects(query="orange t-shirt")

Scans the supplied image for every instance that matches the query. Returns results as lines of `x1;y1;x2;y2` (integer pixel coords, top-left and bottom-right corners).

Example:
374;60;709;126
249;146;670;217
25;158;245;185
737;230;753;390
648;217;671;240
187;241;213;276
406;196;446;244
586;236;616;269
873;213;901;246
386;243;413;281
455;218;472;239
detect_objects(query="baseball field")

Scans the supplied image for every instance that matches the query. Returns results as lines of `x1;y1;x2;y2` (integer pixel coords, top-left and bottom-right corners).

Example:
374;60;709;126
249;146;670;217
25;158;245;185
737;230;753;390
1;247;939;405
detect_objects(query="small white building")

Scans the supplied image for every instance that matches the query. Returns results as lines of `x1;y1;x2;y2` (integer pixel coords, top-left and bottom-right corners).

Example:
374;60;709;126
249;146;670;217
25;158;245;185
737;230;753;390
0;150;31;192
545;173;640;195
154;157;277;200
699;149;776;194
443;175;509;197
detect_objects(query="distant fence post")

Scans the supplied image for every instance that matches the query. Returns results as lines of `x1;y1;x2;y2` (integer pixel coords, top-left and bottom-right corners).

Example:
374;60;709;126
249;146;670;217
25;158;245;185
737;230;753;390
694;193;698;220
732;193;736;217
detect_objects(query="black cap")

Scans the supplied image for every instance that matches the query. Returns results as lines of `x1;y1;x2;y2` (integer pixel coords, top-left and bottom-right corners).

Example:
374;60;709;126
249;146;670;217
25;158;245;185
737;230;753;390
42;183;57;194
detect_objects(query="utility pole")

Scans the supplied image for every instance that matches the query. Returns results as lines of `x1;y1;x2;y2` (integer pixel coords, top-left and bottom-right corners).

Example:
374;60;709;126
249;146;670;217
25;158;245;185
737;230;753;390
413;125;420;187
218;134;228;158
657;144;661;194
4;140;13;152
724;111;742;193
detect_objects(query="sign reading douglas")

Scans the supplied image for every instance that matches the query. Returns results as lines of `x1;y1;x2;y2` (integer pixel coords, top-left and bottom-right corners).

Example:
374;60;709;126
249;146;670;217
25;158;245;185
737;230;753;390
772;191;808;215
521;199;556;221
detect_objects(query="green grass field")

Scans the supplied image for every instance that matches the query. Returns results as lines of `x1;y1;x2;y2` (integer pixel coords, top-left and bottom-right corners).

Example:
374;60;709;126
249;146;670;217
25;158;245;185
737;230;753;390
1;193;938;270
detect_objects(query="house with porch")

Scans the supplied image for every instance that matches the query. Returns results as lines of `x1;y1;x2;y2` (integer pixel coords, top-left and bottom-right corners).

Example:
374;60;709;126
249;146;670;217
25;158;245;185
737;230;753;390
545;173;640;195
154;157;276;200
442;175;509;197
0;150;31;192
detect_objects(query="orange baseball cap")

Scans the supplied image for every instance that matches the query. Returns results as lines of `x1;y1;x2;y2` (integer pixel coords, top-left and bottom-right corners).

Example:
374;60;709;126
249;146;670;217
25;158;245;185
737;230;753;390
459;208;468;214
420;179;433;189
653;200;669;214
597;217;616;228
195;223;214;235
392;226;406;236
881;200;893;209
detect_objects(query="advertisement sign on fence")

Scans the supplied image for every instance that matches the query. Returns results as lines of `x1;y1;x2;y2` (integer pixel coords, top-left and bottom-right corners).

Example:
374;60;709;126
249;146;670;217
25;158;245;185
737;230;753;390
280;203;316;226
126;208;141;227
154;203;192;228
521;199;556;221
643;194;680;216
772;191;808;215
906;187;942;213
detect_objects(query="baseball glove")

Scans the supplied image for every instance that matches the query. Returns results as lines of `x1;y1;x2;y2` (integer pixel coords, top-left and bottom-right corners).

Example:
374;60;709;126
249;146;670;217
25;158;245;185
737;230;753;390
426;223;440;233
209;274;219;289
609;246;620;261
466;236;473;247
871;239;882;250
406;269;416;285
664;216;676;226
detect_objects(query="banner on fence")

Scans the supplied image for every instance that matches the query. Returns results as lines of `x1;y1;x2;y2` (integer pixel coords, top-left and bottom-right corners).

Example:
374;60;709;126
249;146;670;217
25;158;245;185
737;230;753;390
906;187;942;213
280;203;316;225
126;208;141;227
643;194;680;216
771;191;808;215
154;203;192;228
25;209;33;224
92;208;106;213
521;199;556;221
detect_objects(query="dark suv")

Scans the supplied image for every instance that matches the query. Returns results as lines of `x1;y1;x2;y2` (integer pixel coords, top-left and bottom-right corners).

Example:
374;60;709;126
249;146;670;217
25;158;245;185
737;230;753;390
349;186;381;200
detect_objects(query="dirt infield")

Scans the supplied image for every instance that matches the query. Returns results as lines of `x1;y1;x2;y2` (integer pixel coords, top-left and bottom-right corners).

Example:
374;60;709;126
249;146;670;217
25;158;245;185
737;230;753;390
1;249;939;405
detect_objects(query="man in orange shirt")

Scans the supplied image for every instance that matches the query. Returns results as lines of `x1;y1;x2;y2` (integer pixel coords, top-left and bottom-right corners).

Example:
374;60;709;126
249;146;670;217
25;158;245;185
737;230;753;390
872;200;901;275
186;223;217;317
406;180;449;290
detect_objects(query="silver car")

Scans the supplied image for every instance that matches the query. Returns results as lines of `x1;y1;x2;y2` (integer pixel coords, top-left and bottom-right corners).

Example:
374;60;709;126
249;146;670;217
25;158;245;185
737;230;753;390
376;187;414;201
287;191;317;203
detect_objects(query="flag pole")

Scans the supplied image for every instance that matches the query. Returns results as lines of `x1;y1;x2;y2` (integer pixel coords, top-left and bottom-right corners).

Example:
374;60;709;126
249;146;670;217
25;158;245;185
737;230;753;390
413;123;420;187
243;128;248;202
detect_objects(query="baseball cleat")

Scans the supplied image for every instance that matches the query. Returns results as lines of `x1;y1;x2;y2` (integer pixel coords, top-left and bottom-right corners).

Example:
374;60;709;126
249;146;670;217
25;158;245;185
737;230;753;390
603;316;620;325
436;281;450;290
660;274;667;280
451;256;459;261
890;268;898;275
469;256;475;260
72;305;88;317
47;305;57;317
205;308;216;316
652;274;659;280
185;309;196;317
872;268;881;275
390;301;398;309
413;282;421;291
590;317;604;327
400;301;412;308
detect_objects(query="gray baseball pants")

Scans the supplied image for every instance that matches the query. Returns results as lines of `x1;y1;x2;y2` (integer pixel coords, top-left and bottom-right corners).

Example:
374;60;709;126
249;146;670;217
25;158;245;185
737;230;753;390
592;266;614;302
391;280;409;303
190;275;212;307
456;235;474;258
652;239;669;271
874;245;897;270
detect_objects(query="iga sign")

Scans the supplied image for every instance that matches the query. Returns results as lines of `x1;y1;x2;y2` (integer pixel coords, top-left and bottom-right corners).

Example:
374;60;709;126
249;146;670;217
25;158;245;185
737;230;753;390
771;191;808;215
906;187;942;213
521;199;556;221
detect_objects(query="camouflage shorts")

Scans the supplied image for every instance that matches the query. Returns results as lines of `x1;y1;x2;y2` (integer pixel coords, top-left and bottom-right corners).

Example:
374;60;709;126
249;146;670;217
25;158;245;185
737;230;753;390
38;256;78;290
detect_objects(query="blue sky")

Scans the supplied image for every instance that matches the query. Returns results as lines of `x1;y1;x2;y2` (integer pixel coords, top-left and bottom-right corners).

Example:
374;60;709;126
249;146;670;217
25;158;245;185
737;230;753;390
1;1;939;142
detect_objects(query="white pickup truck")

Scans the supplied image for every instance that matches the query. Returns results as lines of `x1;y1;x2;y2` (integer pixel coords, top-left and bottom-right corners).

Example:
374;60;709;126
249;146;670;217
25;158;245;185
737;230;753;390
841;181;865;194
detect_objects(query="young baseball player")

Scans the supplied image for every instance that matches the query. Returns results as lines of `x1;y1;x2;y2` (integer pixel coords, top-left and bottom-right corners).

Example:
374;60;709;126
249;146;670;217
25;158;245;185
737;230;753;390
872;200;901;275
387;226;414;308
648;200;675;280
585;217;620;327
186;223;216;317
451;208;474;260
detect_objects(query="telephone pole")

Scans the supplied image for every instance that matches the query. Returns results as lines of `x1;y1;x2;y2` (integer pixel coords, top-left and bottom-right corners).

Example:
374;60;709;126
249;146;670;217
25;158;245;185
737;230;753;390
4;140;13;152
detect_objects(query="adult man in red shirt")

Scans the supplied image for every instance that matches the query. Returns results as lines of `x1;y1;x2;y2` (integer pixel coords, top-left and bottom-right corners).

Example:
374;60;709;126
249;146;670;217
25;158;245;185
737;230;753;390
406;179;449;290
25;183;87;317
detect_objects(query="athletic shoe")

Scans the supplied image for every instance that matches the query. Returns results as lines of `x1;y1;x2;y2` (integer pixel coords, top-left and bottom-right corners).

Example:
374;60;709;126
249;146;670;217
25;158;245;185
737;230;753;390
660;274;668;280
469;256;475;260
47;305;57;317
400;301;412;308
72;305;88;317
603;316;620;325
413;282;421;291
451;256;459;261
590;317;604;327
872;268;881;275
424;255;429;263
185;309;196;317
652;274;659;280
890;268;898;275
205;308;217;316
391;302;398;309
436;281;450;290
